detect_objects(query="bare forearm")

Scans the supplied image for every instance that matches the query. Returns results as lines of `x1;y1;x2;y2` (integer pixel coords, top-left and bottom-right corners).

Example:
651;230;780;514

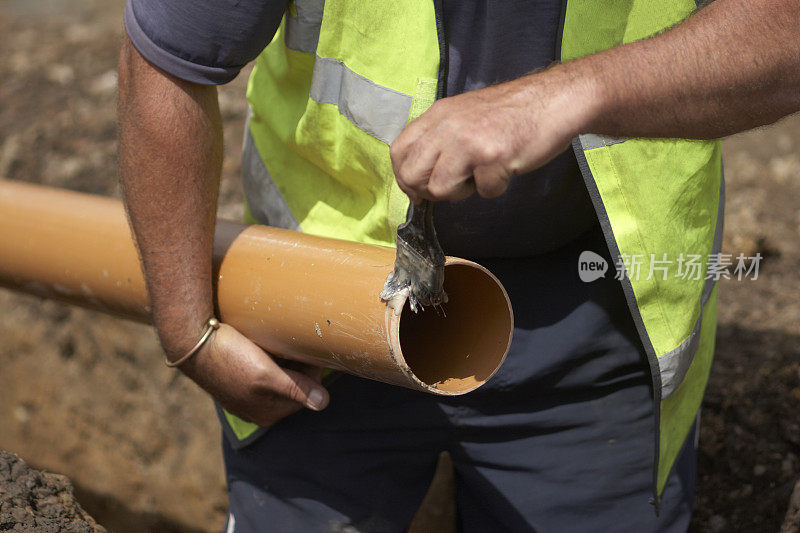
573;0;800;139
391;0;800;203
118;36;223;358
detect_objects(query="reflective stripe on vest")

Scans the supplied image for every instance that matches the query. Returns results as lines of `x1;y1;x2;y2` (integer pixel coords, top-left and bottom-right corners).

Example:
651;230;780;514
241;110;300;230
310;57;413;145
656;175;723;399
285;0;324;54
579;133;630;150
286;0;416;145
245;0;438;246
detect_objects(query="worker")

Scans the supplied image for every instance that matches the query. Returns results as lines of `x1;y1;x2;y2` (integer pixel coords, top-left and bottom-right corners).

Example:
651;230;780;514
117;0;800;531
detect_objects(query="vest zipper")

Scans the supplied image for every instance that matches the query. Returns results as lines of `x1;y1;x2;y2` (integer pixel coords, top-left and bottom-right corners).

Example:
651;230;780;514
554;1;663;511
571;137;664;514
432;0;449;100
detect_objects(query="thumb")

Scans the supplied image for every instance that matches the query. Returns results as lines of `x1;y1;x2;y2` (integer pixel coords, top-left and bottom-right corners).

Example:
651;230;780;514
270;366;330;412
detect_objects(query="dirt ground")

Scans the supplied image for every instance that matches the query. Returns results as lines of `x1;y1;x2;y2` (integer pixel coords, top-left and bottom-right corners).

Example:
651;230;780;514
0;451;104;532
1;1;799;531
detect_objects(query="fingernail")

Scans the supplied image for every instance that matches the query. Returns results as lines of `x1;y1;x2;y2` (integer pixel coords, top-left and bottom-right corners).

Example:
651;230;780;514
307;389;327;411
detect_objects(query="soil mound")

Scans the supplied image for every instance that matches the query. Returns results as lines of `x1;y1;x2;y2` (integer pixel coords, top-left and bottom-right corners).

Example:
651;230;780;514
0;451;104;532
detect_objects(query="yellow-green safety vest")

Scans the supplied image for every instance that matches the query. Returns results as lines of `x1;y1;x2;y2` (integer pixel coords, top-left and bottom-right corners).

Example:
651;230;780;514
230;0;723;507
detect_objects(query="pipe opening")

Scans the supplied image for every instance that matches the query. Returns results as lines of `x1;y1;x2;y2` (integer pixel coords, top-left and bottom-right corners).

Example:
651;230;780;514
399;263;512;394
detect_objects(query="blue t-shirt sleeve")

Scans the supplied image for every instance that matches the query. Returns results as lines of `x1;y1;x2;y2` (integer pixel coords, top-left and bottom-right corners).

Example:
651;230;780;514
124;0;289;85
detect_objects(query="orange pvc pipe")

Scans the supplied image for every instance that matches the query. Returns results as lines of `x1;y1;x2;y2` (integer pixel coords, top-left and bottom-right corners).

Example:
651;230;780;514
0;180;513;394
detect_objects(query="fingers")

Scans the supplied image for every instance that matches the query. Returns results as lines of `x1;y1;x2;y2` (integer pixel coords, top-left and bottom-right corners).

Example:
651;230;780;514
393;143;509;203
426;153;476;202
473;164;511;199
390;133;439;204
390;97;515;202
182;324;331;428
228;362;329;428
392;124;479;203
254;353;330;412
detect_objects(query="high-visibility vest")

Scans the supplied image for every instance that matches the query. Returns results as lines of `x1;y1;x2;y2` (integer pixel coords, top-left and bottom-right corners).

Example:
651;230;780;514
231;0;722;505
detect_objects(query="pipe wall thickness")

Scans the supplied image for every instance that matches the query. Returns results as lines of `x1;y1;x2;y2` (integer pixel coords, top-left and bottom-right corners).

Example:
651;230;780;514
0;180;513;394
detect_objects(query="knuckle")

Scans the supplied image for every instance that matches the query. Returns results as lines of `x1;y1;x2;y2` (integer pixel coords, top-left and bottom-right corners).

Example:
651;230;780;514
426;183;445;199
477;142;502;163
282;379;306;404
401;162;431;189
247;365;282;395
426;175;449;198
397;164;418;187
389;139;404;161
429;99;448;115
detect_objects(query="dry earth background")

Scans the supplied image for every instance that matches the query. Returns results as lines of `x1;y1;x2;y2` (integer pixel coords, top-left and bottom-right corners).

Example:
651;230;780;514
1;1;799;531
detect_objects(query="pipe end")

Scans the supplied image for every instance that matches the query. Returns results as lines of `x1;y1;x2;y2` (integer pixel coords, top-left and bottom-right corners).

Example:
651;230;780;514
393;260;513;395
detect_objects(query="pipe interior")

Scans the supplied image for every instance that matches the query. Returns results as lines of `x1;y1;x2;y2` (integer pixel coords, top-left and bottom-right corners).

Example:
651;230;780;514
399;263;512;394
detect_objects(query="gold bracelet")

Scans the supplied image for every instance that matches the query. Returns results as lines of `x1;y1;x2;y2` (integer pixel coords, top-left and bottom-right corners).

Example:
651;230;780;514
165;317;220;368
